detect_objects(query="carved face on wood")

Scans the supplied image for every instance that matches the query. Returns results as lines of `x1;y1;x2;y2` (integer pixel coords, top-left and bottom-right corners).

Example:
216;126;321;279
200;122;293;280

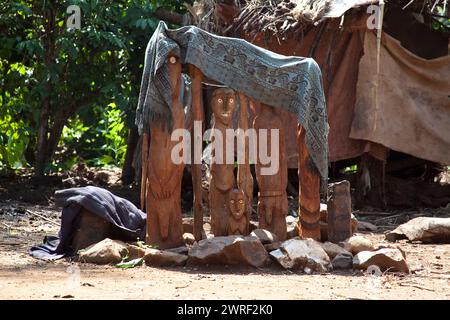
211;88;236;126
228;188;245;220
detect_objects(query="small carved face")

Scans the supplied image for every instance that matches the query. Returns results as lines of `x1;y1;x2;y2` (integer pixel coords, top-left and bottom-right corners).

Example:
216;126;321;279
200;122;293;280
211;88;236;126
229;188;245;220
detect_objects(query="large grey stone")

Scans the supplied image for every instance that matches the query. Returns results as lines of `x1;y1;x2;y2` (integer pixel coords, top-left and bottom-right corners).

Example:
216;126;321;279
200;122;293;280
264;241;282;252
353;248;409;273
250;229;278;244
320;241;352;259
78;238;128;265
341;235;375;254
144;248;188;266
332;253;353;270
270;238;331;272
286;216;299;239
183;232;196;245
188;236;269;268
386;217;450;244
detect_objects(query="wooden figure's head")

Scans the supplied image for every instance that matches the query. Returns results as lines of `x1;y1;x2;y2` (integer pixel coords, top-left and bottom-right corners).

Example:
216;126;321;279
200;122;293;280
228;188;246;220
211;88;236;126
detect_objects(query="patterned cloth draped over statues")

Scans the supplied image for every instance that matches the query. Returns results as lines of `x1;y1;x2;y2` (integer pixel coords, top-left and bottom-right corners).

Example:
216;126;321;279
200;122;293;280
136;21;329;182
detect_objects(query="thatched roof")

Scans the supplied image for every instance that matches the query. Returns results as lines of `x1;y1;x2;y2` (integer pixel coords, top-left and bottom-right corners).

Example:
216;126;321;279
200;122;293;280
180;0;447;35
153;1;448;36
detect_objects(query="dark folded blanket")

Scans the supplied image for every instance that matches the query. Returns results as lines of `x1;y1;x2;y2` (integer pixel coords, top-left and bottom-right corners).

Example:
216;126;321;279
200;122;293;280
29;186;146;260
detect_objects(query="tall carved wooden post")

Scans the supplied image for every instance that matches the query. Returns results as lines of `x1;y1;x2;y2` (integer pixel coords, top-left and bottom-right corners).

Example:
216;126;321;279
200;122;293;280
140;133;149;211
209;88;237;236
297;125;321;240
254;102;288;241
188;65;205;241
145;55;184;249
237;93;253;234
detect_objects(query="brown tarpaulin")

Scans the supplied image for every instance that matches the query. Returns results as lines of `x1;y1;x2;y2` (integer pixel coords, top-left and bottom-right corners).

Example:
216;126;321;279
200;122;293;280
351;32;450;165
247;14;370;167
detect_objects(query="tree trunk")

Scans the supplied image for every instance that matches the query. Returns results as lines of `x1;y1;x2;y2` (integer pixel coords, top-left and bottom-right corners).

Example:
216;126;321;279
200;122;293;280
121;126;139;185
34;98;50;177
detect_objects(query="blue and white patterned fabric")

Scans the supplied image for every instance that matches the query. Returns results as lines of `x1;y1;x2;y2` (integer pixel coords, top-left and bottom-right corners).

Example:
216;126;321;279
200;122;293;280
136;21;329;180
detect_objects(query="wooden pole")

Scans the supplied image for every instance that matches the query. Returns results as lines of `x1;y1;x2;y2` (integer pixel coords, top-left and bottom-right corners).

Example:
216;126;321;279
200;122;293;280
188;64;205;241
297;125;321;240
237;93;253;234
140;133;149;211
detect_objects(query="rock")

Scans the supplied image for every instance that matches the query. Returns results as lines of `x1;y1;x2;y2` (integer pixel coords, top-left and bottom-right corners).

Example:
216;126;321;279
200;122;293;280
286;215;297;224
182;218;194;234
317;206;357;242
351;213;358;234
78;238;128;265
250;229;278;244
144;248;188;266
327;181;353;243
188;236;269;268
286;216;299;239
357;221;378;232
332;252;353;270
203;222;212;239
373;243;406;258
269;239;331;272
126;244;147;260
385;217;450;244
264;241;282;252
320;241;352;259
249;220;259;232
183;233;196;245
71;209;113;253
353;248;409;273
166;246;189;255
341;235;375;254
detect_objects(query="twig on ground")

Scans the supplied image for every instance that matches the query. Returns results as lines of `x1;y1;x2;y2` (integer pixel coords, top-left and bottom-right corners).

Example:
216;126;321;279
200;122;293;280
374;213;406;222
397;282;435;292
25;209;60;226
1;222;12;229
175;282;191;289
0;242;22;246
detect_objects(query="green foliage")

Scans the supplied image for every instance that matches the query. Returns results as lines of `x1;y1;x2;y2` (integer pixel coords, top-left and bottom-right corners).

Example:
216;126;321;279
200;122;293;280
0;0;186;174
430;3;450;33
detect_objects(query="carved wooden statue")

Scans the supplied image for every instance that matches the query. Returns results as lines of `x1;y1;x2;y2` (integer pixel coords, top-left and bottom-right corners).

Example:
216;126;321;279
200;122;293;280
236;93;254;234
253;102;288;241
188;65;205;241
227;188;248;235
297;125;321;241
143;56;185;249
208;88;237;236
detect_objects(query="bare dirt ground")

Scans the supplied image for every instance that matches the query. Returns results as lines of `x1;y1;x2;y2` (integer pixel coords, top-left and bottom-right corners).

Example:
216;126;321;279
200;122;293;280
1;200;449;300
0;168;449;300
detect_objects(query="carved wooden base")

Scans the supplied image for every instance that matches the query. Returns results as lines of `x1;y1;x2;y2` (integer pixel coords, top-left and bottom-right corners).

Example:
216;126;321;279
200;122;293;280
144;55;185;249
254;103;288;241
298;125;321;241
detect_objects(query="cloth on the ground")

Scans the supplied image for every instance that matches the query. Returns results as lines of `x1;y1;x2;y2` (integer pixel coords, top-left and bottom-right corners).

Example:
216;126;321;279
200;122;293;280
135;21;328;181
351;32;450;164
29;186;146;260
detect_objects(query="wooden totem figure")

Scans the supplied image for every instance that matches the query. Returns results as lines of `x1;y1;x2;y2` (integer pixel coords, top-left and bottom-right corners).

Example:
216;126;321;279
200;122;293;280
188;65;205;241
208;88;237;236
253;102;288;241
235;93;253;234
298;125;321;241
227;188;247;235
142;55;184;249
